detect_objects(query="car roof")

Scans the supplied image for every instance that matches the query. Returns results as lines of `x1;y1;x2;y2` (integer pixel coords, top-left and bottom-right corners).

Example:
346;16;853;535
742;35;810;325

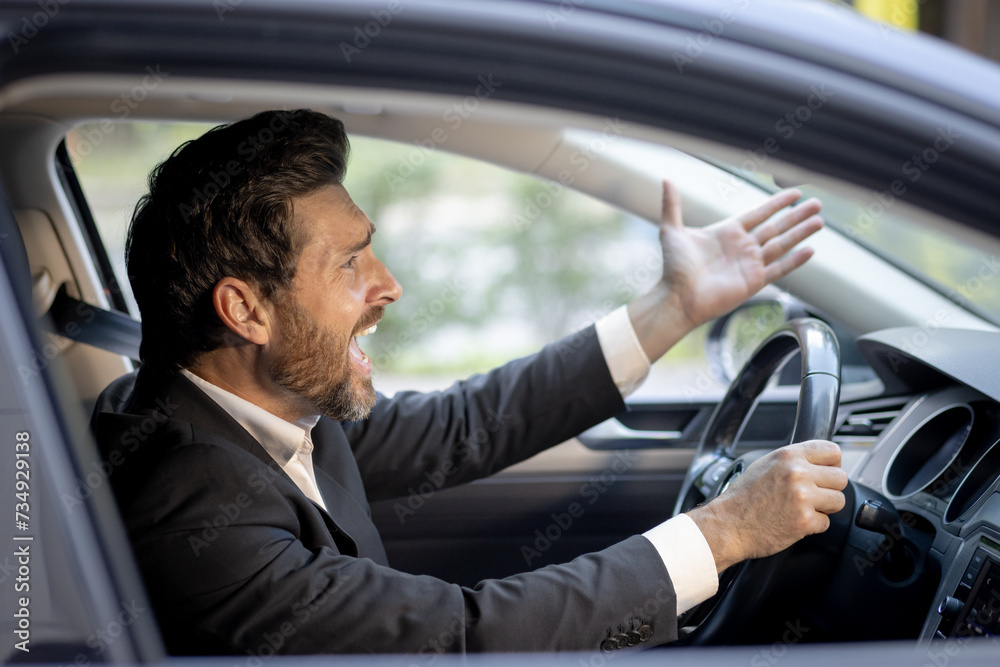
1;0;998;235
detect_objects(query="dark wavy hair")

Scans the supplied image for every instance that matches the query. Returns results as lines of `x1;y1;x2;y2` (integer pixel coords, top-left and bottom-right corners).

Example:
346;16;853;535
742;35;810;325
126;109;350;371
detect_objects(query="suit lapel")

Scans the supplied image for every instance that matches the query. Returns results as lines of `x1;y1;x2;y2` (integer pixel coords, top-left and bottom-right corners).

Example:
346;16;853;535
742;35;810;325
311;419;389;566
130;368;287;477
126;368;369;559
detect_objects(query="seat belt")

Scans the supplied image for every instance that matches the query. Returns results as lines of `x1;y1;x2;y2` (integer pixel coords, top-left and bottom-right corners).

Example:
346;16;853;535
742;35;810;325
42;282;142;362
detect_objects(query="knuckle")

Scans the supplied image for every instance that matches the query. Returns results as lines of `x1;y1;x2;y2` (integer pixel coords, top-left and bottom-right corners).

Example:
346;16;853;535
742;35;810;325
788;465;808;482
795;509;815;533
789;485;809;506
772;447;796;465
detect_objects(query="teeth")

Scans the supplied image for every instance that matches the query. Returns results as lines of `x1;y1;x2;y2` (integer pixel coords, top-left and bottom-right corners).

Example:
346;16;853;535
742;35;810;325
359;324;377;336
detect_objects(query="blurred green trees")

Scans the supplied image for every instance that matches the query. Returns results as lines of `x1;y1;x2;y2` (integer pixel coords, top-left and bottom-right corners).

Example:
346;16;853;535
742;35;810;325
70;125;660;379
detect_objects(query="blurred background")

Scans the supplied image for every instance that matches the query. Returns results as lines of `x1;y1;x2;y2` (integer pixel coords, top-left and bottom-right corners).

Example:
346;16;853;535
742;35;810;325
846;0;1000;63
66;0;1000;395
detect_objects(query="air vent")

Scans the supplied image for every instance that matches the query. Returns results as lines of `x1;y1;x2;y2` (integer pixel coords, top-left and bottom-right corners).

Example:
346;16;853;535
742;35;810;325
835;401;907;445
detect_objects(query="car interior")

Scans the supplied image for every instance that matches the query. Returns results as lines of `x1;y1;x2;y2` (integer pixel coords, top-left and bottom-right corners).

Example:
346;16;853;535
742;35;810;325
3;5;1000;663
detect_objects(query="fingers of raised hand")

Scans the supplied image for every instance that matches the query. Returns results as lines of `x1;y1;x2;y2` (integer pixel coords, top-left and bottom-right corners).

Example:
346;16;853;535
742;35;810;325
738;188;803;231
759;212;824;265
660;179;684;229
761;246;816;285
750;195;821;235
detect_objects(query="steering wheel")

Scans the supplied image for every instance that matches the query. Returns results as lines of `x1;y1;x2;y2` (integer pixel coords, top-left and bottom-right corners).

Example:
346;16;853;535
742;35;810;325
671;318;848;645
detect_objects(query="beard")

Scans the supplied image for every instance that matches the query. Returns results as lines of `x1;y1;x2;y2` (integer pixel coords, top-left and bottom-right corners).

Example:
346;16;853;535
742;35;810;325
268;297;382;422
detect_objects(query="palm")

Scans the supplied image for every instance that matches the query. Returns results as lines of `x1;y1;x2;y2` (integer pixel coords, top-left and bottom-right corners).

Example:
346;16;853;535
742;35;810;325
657;181;823;329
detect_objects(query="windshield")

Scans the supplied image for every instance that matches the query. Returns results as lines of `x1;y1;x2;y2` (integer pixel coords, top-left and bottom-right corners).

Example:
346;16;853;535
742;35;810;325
707;162;1000;325
796;184;1000;324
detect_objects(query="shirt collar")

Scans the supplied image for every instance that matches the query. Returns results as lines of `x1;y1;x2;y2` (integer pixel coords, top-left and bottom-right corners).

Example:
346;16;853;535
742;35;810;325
180;369;321;466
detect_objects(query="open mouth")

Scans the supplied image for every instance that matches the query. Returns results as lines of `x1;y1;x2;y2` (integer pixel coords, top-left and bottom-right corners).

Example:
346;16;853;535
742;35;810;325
348;322;378;375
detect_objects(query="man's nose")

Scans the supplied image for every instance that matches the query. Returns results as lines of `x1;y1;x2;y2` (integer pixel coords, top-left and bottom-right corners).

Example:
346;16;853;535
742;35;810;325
371;259;402;305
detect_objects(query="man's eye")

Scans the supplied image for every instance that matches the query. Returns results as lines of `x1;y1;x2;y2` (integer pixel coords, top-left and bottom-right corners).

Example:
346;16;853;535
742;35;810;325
343;255;358;269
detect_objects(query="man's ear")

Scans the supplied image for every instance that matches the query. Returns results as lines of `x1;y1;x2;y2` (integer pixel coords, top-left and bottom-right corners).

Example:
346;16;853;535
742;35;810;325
212;277;271;346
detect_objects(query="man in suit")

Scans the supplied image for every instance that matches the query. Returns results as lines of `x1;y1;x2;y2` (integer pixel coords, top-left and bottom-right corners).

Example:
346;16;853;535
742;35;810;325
94;109;847;655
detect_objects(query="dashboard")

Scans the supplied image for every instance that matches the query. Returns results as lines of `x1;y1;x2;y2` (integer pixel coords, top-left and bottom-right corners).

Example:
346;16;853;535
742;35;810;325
844;327;1000;643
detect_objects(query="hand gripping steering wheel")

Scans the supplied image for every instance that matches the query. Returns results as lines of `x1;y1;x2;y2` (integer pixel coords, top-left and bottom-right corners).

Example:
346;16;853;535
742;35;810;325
671;318;849;645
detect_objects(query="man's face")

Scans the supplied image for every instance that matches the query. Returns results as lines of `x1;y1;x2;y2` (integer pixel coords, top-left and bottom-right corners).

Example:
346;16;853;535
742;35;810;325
267;183;401;421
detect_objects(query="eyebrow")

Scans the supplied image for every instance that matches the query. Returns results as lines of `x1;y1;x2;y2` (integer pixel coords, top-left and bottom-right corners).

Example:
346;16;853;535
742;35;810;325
346;222;376;255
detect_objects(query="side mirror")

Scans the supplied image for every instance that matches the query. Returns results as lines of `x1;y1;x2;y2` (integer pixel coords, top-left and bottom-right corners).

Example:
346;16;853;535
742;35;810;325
706;294;808;384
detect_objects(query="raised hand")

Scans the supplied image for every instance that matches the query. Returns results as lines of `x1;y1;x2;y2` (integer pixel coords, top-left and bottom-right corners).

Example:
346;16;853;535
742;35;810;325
628;180;824;361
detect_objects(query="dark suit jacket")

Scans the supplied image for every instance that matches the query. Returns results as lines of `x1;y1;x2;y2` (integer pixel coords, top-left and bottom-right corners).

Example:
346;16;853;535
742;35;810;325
92;326;678;654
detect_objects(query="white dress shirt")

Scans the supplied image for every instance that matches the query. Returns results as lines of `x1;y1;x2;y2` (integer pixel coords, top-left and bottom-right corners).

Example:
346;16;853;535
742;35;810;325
181;304;718;616
180;369;327;511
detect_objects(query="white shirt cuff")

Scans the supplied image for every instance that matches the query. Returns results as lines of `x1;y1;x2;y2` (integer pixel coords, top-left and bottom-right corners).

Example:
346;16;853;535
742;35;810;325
595;306;651;398
642;514;719;615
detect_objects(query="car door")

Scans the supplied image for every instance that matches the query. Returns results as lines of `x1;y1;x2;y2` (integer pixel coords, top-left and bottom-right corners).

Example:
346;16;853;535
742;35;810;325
340;137;807;585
